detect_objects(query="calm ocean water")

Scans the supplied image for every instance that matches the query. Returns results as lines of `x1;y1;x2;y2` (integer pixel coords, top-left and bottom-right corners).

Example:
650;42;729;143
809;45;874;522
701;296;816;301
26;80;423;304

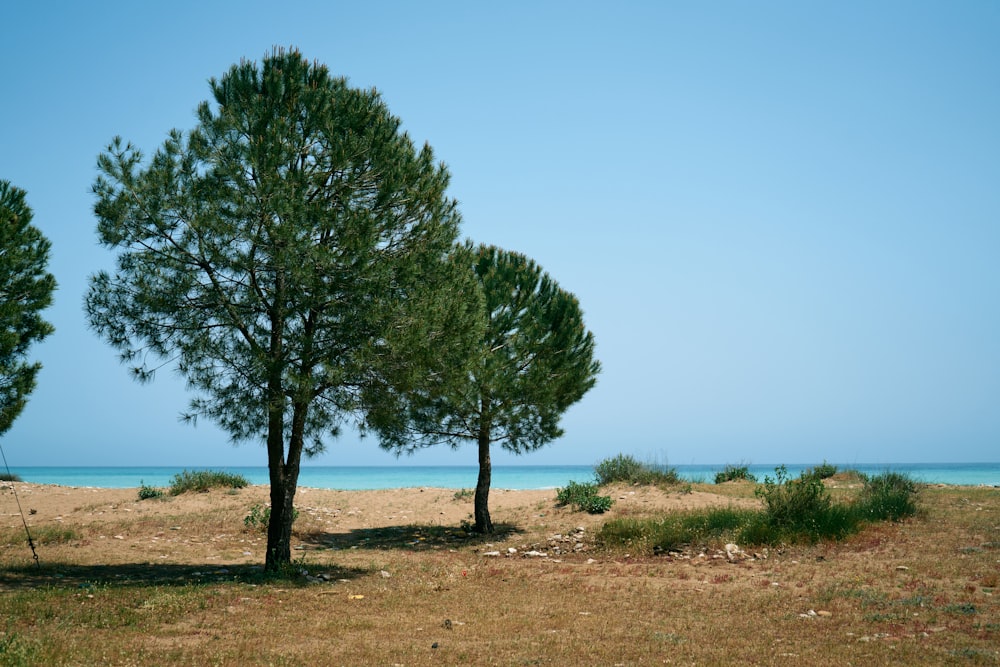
5;463;1000;489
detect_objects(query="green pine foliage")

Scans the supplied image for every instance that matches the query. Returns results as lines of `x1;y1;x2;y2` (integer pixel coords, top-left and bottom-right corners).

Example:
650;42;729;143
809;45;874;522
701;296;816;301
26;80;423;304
0;181;56;437
374;243;600;533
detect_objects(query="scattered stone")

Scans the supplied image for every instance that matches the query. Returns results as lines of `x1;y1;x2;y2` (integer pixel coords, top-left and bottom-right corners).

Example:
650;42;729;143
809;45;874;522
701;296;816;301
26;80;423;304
523;550;547;558
895;565;909;571
380;570;391;578
482;551;501;557
724;543;748;562
507;547;517;554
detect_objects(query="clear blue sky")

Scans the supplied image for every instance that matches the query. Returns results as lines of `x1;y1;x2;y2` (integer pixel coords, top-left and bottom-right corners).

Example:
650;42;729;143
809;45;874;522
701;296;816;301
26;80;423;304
2;1;998;467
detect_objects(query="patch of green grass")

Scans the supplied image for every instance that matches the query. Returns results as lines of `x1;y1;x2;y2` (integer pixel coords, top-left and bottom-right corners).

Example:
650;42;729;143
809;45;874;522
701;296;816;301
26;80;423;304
714;463;756;484
27;526;79;545
168;470;249;495
599;506;762;552
594;454;681;486
0;628;41;666
452;488;474;501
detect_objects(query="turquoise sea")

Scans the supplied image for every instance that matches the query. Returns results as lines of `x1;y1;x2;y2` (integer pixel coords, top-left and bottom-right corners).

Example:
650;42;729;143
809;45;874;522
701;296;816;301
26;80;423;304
5;463;1000;489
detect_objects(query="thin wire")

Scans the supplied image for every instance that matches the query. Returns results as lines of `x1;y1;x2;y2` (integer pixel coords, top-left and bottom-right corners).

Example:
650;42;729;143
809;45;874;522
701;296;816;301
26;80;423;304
0;442;39;567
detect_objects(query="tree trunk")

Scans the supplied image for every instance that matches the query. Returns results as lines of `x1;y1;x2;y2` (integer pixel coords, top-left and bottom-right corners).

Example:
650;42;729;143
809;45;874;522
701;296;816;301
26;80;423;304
473;429;494;534
265;462;299;571
264;397;308;572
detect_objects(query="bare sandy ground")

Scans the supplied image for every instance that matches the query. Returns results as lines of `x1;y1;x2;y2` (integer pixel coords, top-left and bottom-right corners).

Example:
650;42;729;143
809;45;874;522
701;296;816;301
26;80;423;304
1;481;757;571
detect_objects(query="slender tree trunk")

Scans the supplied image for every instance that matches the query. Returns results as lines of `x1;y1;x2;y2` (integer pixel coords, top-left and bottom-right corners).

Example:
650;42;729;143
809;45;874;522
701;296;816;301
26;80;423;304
265;390;310;572
265;458;299;571
474;427;494;534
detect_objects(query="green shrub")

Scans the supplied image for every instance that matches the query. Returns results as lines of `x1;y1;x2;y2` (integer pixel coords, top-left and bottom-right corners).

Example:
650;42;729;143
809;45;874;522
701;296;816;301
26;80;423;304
714;464;756;484
137;481;164;500
856;471;919;521
595;454;646;484
244;503;298;531
578;494;614;514
557;480;600;506
599;466;921;554
169;470;249;495
804;461;838;481
0;472;22;482
453;488;474;501
594;454;680;486
556;480;613;514
753;465;851;541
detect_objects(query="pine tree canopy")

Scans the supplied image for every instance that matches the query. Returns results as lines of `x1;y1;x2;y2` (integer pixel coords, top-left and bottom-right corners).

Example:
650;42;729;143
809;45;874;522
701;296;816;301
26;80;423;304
377;242;601;454
0;180;56;437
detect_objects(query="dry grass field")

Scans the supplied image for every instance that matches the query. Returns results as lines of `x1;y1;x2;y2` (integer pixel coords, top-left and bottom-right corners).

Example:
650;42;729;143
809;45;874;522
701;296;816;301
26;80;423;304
1;479;997;666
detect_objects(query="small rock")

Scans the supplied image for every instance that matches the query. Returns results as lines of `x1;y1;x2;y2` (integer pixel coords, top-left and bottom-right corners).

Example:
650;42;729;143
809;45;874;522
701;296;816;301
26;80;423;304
895;565;909;571
380;570;391;578
523;550;547;558
817;610;833;617
482;551;501;557
507;547;517;554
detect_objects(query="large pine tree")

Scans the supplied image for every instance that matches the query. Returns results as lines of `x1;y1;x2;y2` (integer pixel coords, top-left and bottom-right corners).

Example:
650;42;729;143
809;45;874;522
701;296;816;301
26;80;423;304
87;50;482;570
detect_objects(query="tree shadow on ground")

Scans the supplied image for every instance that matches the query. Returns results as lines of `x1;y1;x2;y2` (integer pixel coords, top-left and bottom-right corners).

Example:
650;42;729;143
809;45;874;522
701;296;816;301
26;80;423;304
297;522;525;552
0;560;368;592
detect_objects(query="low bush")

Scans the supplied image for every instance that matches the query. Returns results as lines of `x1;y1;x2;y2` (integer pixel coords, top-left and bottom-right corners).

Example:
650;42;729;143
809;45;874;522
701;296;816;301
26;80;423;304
599;465;921;553
0;472;22;482
755;465;833;538
168;470;249;495
556;480;613;514
803;461;838;481
714;464;756;484
856;471;919;521
137;482;164;500
244;503;298;531
594;454;681;486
